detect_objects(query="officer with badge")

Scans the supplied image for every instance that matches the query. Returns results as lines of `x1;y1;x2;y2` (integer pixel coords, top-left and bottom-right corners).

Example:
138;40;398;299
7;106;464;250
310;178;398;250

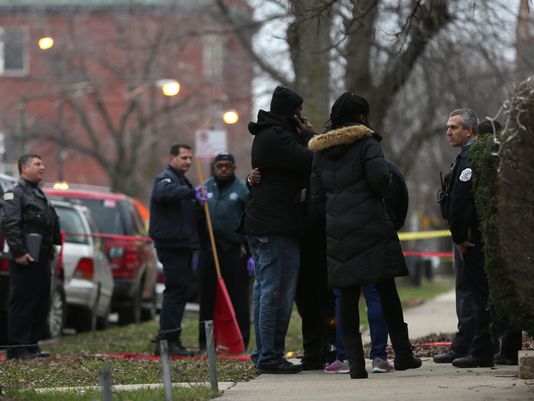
197;152;250;351
149;143;201;357
434;108;494;368
1;154;61;360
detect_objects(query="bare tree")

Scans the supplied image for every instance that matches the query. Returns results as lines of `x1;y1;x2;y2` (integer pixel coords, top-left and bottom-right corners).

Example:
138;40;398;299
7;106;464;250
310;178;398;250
1;1;254;197
218;0;520;226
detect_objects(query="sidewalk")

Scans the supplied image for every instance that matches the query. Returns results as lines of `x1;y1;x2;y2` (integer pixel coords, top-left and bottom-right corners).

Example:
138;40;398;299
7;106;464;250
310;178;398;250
217;289;534;401
362;288;458;342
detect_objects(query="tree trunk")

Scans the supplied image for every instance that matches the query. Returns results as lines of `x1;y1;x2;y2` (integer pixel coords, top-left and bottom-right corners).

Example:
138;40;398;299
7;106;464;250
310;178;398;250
288;0;332;128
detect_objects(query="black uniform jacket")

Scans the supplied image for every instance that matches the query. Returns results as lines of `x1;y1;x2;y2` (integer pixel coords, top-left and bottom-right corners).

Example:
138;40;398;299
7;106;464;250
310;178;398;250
309;124;408;288
244;110;313;236
439;143;479;244
149;166;199;249
1;178;61;258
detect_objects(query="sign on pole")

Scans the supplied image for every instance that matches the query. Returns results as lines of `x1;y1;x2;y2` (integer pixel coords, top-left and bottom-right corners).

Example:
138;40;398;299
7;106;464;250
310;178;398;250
195;129;227;159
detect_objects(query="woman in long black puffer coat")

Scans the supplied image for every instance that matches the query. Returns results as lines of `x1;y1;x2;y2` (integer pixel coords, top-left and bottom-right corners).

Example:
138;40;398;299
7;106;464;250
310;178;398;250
309;92;421;379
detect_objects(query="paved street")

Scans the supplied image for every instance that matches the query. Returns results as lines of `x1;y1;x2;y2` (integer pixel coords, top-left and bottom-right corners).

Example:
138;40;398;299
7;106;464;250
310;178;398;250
217;289;534;401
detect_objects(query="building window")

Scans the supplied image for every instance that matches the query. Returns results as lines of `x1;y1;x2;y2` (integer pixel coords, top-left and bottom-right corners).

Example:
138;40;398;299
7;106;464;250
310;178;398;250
0;27;28;76
203;34;224;80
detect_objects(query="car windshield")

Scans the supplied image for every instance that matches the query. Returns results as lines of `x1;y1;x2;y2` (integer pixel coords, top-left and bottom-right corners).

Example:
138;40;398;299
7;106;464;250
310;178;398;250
55;206;89;245
76;198;125;235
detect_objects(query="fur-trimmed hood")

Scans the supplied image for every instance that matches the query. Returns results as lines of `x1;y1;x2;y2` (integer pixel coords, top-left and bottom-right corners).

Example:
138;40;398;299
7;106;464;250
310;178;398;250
308;124;374;152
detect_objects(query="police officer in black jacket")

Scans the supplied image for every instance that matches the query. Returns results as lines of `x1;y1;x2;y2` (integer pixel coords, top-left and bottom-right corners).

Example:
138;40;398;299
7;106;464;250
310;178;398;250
434;108;494;368
149;143;201;357
1;154;61;360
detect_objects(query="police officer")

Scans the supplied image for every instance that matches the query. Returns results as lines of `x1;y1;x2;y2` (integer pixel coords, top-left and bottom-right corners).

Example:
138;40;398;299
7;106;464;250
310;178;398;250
149;143;202;357
1;154;61;360
435;108;494;368
197;152;250;351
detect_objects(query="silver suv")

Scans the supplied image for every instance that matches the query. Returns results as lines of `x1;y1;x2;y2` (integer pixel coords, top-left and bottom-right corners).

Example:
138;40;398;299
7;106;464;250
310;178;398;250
51;200;114;332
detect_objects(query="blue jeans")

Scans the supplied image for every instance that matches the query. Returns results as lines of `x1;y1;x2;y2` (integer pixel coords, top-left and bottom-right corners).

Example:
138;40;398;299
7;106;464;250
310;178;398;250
247;235;300;367
334;284;389;361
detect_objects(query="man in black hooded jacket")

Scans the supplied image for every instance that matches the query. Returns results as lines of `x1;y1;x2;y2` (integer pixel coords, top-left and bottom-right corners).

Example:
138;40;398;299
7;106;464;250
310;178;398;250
245;86;314;374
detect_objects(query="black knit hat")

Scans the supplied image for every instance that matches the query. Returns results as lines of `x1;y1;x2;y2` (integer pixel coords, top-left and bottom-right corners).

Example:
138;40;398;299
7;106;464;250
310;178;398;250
214;152;235;163
269;86;303;115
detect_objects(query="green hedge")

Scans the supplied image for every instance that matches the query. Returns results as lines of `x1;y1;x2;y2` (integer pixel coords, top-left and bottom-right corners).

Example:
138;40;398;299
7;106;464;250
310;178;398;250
470;133;514;333
471;127;534;335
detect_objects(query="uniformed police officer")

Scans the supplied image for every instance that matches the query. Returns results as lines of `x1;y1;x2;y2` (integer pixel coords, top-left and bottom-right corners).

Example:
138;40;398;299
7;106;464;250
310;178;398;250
149;143;201;357
1;154;61;360
434;109;494;368
197;152;250;351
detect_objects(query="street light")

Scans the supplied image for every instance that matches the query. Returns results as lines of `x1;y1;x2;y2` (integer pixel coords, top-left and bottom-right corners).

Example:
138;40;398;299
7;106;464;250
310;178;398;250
157;79;181;97
223;110;239;125
38;36;54;50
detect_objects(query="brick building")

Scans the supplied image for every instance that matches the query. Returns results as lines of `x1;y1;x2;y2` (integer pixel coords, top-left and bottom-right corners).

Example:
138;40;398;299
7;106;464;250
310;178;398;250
0;0;253;199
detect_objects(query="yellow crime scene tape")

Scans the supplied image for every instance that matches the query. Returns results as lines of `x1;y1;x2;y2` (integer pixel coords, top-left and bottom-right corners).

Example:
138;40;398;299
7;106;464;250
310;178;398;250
398;230;451;241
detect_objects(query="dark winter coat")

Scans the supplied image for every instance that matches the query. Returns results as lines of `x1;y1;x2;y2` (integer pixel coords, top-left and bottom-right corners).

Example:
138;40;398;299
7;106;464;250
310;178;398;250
200;176;249;251
1;178;61;258
384;161;409;231
244;110;313;236
149;166;199;249
438;142;480;244
309;124;408;288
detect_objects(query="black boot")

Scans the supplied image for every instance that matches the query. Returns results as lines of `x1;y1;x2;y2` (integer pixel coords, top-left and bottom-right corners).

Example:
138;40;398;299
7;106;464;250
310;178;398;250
389;323;422;371
344;333;368;379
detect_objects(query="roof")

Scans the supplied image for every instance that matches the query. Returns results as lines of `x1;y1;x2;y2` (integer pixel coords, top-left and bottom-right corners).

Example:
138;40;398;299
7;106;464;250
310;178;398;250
44;188;131;203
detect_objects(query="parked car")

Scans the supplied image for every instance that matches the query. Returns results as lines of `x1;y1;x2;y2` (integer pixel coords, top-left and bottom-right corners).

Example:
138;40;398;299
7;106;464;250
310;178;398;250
44;188;158;325
51;199;114;332
0;174;66;345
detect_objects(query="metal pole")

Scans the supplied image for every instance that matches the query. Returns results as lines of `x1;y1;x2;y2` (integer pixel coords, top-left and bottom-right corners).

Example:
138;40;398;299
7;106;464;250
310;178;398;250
159;339;173;401
205;320;219;392
18;97;27;155
100;366;112;401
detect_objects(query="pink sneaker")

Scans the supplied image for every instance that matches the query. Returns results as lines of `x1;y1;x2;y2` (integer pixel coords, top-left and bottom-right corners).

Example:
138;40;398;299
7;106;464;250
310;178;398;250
372;357;394;373
323;359;349;374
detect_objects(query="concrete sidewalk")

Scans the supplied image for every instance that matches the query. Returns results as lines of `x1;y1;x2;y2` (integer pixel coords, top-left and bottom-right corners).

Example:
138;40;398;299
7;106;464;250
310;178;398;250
217;289;534;400
217;361;533;401
362;288;458;342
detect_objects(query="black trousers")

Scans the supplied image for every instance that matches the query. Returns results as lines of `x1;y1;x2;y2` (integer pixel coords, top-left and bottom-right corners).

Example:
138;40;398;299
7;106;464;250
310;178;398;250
7;252;51;357
198;244;250;350
460;244;494;357
294;234;336;363
500;329;522;359
450;246;477;354
339;279;405;343
157;247;193;343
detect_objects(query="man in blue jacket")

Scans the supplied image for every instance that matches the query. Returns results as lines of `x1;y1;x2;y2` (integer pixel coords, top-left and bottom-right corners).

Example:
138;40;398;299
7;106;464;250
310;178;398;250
197;152;250;351
149;143;201;356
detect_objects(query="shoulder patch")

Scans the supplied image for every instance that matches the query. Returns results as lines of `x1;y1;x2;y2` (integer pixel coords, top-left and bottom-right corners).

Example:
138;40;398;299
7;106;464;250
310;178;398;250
3;192;14;201
459;168;472;182
158;178;172;184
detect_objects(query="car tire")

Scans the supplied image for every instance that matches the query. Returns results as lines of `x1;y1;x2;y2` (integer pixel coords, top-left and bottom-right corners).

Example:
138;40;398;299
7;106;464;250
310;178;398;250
46;281;65;339
118;289;141;326
0;309;8;346
141;288;157;322
96;301;111;330
72;307;97;332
